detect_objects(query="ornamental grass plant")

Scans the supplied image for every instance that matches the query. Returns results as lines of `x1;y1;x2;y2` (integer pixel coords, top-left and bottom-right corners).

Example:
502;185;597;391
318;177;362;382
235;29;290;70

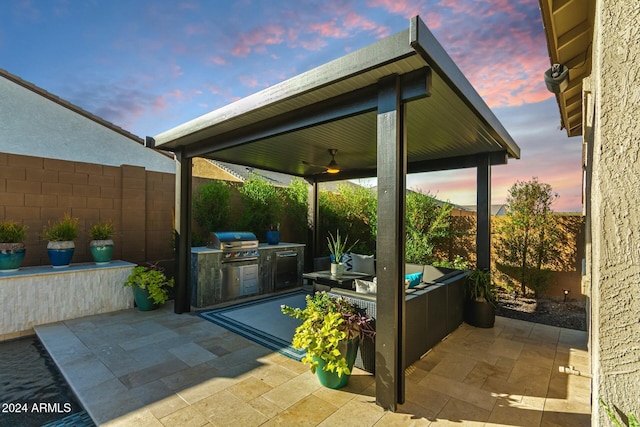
42;213;79;242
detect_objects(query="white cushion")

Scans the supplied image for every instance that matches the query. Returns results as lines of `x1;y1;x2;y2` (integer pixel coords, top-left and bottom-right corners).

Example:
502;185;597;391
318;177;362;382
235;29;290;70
355;278;377;294
350;253;375;276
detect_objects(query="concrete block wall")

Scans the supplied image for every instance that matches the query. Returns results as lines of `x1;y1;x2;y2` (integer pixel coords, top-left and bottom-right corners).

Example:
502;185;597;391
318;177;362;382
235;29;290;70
0;153;174;268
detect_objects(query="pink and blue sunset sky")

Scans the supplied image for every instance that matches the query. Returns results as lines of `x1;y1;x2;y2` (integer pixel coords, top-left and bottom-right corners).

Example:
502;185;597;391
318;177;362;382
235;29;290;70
1;0;582;211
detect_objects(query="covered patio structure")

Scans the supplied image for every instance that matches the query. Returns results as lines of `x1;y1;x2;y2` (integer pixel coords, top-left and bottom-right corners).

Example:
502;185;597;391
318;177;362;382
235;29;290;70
150;16;520;410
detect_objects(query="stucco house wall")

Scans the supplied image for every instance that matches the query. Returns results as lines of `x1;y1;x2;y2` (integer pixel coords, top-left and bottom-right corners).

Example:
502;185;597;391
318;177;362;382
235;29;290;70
0;70;175;174
588;0;640;421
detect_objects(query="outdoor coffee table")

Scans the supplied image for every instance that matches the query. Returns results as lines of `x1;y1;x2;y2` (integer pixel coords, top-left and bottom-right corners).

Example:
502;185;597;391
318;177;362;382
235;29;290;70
303;270;374;291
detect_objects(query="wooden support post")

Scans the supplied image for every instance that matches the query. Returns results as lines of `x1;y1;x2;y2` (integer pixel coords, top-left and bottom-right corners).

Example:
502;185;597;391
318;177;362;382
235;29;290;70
174;150;192;314
476;154;491;271
375;74;407;410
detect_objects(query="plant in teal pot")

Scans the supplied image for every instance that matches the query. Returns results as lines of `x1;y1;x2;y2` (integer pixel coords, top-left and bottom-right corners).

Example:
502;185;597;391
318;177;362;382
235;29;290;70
42;213;78;268
0;221;28;272
89;220;114;265
123;264;174;311
281;292;374;389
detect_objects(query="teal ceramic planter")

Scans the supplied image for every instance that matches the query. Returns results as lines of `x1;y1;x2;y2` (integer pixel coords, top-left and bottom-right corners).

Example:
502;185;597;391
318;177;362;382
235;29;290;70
90;239;114;264
47;241;74;268
0;244;26;272
313;337;359;389
133;286;159;311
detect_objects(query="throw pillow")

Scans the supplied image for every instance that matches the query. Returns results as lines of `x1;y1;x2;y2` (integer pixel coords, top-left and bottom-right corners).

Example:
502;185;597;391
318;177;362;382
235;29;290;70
355;278;377;294
350;253;375;276
405;272;423;288
342;253;353;271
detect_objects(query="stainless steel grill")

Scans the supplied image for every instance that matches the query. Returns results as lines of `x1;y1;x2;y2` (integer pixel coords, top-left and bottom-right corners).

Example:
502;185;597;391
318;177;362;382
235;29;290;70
207;231;259;262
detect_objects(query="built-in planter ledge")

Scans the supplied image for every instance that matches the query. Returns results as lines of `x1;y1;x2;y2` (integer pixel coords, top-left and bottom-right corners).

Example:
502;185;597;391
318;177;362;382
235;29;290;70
0;261;136;341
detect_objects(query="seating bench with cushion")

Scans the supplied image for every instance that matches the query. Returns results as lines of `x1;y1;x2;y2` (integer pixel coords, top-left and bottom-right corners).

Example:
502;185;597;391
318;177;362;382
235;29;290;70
323;262;468;373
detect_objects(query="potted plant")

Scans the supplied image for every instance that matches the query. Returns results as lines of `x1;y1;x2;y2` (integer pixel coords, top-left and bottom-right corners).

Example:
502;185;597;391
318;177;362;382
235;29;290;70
0;221;28;272
464;268;496;328
327;230;357;278
89;220;114;264
281;291;374;389
42;213;79;268
266;223;280;245
123;263;174;311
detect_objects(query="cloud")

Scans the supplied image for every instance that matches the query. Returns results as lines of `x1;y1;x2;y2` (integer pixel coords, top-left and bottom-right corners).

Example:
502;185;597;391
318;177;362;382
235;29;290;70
366;0;427;18
232;24;286;57
238;75;261;88
365;0;551;108
208;56;227;65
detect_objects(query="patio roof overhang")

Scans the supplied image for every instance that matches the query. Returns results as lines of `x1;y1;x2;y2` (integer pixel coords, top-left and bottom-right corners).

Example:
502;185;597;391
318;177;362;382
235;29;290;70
150;16;520;411
538;0;595;137
151;17;519;179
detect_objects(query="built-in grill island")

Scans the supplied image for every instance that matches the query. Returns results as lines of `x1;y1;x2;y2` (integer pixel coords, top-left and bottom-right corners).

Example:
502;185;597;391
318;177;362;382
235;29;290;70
207;232;260;300
191;233;304;307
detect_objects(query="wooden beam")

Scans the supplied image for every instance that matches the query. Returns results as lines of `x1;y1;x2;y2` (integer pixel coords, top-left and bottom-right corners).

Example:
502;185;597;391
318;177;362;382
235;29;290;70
375;74;406;410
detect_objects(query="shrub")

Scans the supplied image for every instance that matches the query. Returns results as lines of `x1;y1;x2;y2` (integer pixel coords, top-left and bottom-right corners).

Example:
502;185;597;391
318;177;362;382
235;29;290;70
193;180;231;233
42;213;79;241
123;264;174;305
89;220;114;240
405;190;452;264
238;173;283;240
0;221;28;243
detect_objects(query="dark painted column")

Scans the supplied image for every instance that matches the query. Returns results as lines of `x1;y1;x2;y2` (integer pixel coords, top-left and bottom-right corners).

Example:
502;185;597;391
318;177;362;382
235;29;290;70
376;74;406;410
312;179;320;265
174;150;192;314
476;154;491;271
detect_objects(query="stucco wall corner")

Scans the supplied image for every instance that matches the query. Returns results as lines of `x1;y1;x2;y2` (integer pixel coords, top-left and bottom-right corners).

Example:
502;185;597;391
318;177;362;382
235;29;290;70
592;0;640;422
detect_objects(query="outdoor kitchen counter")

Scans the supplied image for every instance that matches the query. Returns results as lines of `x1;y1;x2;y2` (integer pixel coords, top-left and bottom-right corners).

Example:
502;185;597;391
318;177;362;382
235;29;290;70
191;243;305;308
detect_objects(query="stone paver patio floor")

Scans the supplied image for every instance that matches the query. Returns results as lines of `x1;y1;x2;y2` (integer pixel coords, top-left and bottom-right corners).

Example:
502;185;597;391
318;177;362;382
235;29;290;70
35;300;591;426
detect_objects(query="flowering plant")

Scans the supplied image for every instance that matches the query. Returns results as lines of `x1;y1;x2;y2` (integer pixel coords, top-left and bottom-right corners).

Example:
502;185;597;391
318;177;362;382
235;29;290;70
281;292;374;377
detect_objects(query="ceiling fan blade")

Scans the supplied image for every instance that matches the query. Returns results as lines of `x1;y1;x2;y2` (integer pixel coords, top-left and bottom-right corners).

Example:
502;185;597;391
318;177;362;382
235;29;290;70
302;160;328;174
302;148;341;174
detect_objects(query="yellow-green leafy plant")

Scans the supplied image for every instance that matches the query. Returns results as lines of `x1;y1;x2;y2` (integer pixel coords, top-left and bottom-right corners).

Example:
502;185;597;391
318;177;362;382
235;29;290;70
281;292;374;377
123;264;174;305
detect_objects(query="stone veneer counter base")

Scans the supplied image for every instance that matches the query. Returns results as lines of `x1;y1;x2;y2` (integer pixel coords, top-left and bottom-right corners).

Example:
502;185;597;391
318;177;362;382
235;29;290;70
0;260;136;340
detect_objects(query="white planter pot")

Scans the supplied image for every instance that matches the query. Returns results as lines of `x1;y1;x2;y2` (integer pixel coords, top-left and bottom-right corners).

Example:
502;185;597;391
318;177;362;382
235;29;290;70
330;262;344;278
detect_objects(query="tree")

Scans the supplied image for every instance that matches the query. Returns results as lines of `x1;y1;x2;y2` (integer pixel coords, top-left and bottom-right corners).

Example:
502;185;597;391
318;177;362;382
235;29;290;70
496;178;560;297
405;190;453;264
282;178;311;237
238;173;284;241
318;184;376;255
192;180;231;238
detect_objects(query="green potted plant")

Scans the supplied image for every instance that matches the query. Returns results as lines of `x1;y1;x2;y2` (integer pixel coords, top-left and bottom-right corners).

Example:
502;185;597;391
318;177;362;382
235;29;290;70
42;213;79;268
0;221;28;272
89;220;114;265
123;263;174;311
281;291;374;389
327;230;357;278
464;268;496;328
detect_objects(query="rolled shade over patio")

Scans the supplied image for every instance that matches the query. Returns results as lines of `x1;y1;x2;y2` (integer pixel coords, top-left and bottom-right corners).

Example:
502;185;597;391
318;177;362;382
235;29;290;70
151;16;519;178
